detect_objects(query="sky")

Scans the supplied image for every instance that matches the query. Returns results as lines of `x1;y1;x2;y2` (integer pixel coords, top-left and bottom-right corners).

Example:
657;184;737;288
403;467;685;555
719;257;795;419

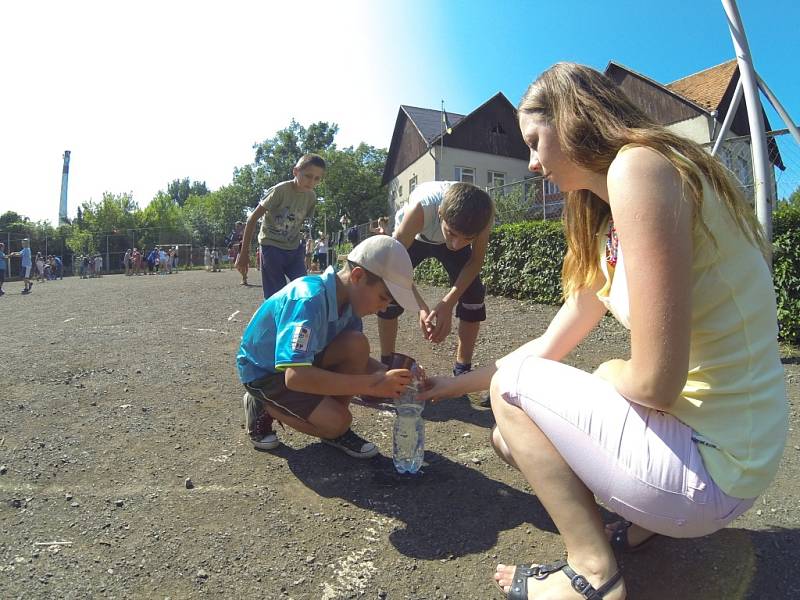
1;0;798;225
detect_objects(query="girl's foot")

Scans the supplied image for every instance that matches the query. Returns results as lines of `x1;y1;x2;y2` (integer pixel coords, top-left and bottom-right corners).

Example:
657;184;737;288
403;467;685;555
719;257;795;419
494;559;625;599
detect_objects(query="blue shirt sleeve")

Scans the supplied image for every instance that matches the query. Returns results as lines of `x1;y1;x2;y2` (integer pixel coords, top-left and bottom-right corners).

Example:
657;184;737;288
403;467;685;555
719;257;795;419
273;294;326;370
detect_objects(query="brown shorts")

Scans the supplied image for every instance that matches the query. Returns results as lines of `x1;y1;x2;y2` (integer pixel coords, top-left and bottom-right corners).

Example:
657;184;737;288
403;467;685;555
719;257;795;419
243;354;326;421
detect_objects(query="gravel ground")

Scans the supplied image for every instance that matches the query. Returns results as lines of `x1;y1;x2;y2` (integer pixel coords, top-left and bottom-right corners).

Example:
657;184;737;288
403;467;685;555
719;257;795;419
0;269;798;600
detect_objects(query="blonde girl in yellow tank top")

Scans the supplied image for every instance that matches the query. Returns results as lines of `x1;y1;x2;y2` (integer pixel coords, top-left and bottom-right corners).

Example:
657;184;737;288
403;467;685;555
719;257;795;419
417;63;787;600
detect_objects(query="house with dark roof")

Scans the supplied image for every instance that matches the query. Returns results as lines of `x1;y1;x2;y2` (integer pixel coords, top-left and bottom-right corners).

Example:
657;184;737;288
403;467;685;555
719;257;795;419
381;92;531;207
606;60;783;202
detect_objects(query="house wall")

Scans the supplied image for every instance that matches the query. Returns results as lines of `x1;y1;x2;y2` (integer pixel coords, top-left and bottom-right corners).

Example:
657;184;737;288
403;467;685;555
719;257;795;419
665;115;713;144
386;152;437;210
437;147;531;189
386;147;531;211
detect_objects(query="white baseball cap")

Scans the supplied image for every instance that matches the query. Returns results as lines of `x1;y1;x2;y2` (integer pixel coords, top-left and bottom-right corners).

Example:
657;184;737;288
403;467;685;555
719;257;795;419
347;236;418;312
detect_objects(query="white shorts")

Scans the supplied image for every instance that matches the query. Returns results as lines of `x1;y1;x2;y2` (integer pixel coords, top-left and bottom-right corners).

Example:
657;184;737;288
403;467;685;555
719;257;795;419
496;355;754;538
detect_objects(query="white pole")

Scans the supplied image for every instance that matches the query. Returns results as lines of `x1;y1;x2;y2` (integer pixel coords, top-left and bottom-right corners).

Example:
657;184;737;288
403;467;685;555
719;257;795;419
711;78;743;157
756;73;800;147
721;0;773;245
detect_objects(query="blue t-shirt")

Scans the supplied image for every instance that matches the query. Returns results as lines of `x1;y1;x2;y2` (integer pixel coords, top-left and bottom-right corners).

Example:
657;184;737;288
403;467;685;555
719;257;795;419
21;247;32;268
0;250;6;271
236;266;362;383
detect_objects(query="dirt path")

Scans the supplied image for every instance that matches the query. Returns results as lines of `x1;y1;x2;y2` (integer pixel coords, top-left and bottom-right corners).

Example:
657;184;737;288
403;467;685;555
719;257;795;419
1;270;798;599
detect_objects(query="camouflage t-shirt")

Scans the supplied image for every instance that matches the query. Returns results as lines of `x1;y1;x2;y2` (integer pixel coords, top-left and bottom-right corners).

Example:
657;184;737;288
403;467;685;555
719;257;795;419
257;180;316;250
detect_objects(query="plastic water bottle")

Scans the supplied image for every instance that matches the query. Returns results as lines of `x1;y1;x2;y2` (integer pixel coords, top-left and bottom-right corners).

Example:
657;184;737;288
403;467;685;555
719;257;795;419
392;379;425;474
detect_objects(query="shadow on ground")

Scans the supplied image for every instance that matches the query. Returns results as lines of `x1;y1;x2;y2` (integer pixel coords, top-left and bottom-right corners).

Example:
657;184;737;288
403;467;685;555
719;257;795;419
279;443;799;599
620;526;800;599
422;394;496;428
280;445;557;559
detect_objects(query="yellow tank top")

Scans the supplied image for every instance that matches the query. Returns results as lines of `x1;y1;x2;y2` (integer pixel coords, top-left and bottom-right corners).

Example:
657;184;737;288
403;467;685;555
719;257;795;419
596;146;788;499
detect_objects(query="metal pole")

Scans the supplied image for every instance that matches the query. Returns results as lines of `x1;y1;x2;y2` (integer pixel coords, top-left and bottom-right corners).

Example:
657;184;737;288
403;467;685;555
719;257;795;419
106;235;109;274
756;74;800;147
721;0;773;246
711;78;744;157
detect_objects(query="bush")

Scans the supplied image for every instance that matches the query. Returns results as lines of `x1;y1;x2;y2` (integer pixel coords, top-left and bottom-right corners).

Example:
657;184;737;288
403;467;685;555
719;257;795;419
414;220;565;304
774;229;800;343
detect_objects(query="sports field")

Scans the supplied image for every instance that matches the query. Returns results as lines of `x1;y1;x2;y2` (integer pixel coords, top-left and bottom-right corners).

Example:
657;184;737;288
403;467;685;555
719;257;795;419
1;270;798;599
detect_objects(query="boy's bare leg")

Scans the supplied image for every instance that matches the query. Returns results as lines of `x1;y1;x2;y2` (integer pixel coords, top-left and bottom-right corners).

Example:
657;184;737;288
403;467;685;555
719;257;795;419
456;320;480;365
377;317;399;358
264;330;371;439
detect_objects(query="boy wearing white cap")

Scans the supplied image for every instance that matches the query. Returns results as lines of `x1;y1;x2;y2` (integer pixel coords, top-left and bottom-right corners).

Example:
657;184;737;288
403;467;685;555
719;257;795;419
237;235;419;457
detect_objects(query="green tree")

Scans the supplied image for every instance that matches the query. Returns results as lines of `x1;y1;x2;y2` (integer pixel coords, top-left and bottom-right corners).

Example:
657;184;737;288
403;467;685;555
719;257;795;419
249;119;339;197
315;143;389;233
138;192;188;247
0;211;29;229
167;178;210;207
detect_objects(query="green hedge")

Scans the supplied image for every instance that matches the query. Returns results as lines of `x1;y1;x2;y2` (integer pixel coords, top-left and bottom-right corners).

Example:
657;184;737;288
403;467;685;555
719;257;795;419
414;220;566;304
414;217;800;344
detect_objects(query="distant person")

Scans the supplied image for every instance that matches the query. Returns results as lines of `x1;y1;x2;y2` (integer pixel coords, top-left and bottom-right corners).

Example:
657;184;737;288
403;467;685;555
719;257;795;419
377;181;494;380
0;242;7;296
237;235;418;456
18;239;33;294
123;249;132;276
313;232;327;271
95;254;103;276
303;231;314;273
370;216;389;236
235;154;326;299
204;247;212;272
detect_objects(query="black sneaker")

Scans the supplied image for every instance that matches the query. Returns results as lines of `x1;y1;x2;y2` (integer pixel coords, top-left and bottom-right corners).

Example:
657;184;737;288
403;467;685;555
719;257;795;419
478;393;491;408
322;429;378;459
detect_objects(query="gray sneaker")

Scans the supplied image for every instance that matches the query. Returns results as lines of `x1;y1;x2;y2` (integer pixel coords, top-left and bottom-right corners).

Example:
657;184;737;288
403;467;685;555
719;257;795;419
322;429;378;459
243;392;280;450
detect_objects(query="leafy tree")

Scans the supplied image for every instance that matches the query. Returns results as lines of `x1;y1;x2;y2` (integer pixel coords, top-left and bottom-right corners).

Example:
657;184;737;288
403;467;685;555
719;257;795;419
167;178;210;207
0;211;28;229
249;119;339;197
315;143;389;233
138;192;188;247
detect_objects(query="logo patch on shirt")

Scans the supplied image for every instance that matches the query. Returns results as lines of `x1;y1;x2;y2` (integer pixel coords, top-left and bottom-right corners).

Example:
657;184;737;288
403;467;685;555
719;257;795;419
292;325;311;351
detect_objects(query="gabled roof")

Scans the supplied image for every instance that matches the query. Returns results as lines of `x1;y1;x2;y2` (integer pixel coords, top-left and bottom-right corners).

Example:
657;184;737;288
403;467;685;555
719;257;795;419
401;105;465;145
666;60;738;112
382;92;526;184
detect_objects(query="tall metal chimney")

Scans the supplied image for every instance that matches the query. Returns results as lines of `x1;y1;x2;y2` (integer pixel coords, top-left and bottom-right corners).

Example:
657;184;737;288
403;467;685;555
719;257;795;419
59;150;71;224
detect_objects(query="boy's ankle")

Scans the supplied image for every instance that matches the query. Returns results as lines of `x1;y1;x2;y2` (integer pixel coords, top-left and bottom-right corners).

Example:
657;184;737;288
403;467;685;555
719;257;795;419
453;362;472;377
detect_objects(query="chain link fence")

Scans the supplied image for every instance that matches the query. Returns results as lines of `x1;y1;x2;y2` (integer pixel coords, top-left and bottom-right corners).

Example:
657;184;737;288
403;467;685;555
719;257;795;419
0;224;246;281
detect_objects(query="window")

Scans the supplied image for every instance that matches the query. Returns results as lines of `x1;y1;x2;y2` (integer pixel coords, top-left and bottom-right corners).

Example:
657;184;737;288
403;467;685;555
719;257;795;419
454;166;475;184
543;179;560;197
409;175;417;194
487;170;505;188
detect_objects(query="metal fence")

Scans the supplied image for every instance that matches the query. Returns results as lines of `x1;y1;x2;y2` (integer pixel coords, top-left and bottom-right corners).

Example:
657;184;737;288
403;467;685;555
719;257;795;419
0;225;244;281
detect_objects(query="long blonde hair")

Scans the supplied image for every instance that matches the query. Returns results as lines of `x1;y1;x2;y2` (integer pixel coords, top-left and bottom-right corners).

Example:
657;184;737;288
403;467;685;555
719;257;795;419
518;62;768;298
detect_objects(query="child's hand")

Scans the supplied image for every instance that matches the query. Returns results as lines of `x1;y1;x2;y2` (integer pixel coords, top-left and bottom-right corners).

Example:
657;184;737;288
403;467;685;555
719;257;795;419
234;251;249;277
416;375;459;403
424;302;453;343
367;368;412;399
418;309;434;340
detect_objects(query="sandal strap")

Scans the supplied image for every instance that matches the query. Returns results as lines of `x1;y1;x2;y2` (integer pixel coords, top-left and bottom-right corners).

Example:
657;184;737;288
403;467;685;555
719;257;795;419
506;561;569;600
562;564;623;600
